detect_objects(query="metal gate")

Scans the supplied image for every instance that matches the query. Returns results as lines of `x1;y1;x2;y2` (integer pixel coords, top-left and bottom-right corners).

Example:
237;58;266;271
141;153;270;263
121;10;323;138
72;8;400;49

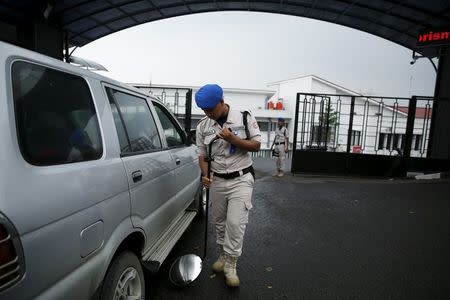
291;93;450;177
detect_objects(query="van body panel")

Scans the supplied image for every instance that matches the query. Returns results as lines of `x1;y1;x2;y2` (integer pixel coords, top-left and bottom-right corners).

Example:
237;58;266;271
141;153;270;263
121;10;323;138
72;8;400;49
170;145;200;208
121;150;177;247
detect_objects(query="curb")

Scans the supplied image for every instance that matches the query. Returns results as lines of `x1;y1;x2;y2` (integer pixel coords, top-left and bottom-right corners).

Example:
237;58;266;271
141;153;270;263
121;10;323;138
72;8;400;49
415;171;450;180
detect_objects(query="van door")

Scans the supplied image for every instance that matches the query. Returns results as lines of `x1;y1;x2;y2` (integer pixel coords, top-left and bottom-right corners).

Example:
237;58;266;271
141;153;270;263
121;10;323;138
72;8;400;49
152;102;200;210
104;86;176;247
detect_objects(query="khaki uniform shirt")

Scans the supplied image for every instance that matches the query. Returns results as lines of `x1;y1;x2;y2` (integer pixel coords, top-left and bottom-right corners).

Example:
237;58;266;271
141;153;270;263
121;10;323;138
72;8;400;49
196;109;261;174
275;126;288;144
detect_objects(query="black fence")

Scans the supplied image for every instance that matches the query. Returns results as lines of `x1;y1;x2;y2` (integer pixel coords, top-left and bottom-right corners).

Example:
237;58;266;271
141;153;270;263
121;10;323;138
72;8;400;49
292;93;450;177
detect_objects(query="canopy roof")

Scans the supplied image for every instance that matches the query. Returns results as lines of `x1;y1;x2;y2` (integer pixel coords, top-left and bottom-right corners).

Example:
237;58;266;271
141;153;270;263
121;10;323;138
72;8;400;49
1;0;449;57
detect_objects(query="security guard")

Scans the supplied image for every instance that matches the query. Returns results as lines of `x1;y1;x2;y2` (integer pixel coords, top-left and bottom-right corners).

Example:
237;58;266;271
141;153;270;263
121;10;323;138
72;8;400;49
270;117;289;177
195;84;261;288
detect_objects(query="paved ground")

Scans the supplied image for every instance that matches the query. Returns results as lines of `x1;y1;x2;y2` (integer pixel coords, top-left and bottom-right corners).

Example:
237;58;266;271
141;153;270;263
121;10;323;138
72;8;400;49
146;158;450;299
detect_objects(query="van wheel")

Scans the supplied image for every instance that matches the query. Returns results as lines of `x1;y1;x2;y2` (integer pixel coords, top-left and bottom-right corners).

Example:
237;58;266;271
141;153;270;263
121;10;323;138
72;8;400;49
101;251;145;300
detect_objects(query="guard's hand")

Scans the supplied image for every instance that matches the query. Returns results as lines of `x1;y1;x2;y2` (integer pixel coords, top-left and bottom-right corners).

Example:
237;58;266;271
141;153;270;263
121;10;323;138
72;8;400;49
202;176;213;188
285;146;288;152
217;126;235;143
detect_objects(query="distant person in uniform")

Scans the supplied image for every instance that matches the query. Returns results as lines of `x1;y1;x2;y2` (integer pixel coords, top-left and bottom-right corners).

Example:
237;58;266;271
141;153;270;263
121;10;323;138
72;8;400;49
195;84;261;287
270;118;289;177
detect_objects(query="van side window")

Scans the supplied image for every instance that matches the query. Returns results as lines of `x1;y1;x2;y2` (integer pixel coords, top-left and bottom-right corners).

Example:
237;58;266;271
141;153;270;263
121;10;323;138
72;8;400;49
12;61;103;165
106;88;162;154
153;103;185;147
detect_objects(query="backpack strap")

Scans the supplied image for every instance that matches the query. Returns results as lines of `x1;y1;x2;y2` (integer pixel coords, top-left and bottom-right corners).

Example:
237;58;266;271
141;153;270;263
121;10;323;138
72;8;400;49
242;111;250;140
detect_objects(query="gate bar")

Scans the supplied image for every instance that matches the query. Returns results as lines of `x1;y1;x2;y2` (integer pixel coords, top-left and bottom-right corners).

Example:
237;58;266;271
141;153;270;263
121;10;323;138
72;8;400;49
293;93;301;153
346;96;356;153
403;96;417;158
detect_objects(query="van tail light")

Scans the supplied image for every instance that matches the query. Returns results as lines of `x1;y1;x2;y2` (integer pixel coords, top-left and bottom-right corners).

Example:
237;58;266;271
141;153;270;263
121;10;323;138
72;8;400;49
0;216;25;292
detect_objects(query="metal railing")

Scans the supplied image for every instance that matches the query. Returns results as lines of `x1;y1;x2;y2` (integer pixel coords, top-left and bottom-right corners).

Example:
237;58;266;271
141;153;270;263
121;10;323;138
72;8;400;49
251;149;292;159
293;93;434;158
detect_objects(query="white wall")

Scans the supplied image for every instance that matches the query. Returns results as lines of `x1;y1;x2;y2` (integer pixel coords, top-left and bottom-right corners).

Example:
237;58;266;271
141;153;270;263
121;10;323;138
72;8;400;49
267;77;313;143
191;89;273;115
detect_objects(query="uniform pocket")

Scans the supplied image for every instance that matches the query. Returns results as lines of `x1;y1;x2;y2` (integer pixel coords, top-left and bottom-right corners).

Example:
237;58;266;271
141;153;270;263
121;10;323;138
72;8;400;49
244;200;253;211
243;172;255;187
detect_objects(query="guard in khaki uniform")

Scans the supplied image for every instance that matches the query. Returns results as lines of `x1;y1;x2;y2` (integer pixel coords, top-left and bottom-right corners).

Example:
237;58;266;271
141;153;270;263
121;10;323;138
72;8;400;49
270;118;289;177
195;84;261;288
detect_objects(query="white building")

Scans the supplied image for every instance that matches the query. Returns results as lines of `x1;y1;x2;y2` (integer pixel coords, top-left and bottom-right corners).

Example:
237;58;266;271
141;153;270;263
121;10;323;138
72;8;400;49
267;75;431;157
132;75;432;157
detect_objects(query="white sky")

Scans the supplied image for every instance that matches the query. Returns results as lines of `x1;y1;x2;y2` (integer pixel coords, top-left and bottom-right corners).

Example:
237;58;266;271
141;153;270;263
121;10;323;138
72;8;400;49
75;11;437;97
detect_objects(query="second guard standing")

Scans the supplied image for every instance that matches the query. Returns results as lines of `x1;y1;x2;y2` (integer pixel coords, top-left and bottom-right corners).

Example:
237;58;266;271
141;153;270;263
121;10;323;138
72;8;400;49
270;118;289;177
195;84;261;287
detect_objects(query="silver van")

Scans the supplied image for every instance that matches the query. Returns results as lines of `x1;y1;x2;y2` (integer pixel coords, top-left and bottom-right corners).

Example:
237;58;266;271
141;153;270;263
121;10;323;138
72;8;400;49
0;40;203;300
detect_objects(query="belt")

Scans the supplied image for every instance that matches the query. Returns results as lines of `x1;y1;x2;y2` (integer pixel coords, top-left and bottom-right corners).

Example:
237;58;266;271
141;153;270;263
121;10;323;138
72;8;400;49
275;142;285;145
214;166;254;180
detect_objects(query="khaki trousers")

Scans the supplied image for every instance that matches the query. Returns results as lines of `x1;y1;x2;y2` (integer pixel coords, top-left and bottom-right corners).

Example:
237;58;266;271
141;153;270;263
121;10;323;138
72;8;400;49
210;172;254;257
275;144;286;171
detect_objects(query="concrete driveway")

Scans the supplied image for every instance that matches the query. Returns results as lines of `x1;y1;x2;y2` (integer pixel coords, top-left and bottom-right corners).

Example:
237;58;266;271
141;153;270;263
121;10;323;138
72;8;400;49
146;158;450;299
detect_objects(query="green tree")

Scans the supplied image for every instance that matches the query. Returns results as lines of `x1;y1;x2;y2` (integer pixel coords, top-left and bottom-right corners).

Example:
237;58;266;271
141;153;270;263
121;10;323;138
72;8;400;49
314;104;338;145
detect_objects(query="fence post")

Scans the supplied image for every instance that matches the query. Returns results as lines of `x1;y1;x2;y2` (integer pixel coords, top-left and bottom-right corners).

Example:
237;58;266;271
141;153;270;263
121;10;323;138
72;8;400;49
184;89;192;133
403;96;417;158
324;97;331;149
293;93;301;153
346;96;356;153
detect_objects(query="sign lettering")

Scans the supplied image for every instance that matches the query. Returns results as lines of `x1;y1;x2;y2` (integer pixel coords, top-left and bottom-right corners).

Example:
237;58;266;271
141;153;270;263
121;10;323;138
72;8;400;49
417;28;450;47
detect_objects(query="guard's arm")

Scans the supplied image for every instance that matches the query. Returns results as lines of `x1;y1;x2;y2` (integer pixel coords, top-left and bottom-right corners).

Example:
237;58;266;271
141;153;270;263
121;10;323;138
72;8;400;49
231;138;261;152
198;155;212;187
284;128;289;150
270;138;275;150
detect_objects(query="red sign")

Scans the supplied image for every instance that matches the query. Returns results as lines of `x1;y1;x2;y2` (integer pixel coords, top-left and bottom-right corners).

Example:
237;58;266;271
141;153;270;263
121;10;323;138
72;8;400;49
352;145;362;153
417;28;450;47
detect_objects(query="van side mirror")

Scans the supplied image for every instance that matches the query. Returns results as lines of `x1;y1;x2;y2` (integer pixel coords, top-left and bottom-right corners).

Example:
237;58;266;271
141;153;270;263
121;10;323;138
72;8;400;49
187;129;196;145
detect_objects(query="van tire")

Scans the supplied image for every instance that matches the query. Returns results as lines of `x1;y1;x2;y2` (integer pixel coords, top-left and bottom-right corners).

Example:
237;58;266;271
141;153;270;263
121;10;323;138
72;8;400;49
100;251;145;300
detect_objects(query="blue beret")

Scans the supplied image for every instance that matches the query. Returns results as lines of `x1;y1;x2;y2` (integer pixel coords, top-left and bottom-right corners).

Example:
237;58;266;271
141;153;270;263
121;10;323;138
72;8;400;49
278;117;285;122
195;84;223;109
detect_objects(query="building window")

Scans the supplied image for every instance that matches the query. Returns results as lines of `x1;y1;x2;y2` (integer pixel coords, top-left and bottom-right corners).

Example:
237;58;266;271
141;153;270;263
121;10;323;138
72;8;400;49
378;133;385;150
414;134;422;151
351;130;361;145
386;133;392;150
392;134;402;150
258;121;269;132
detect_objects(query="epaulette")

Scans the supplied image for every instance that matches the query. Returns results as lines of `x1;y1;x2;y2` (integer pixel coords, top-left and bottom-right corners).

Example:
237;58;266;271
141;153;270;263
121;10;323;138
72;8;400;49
197;116;209;126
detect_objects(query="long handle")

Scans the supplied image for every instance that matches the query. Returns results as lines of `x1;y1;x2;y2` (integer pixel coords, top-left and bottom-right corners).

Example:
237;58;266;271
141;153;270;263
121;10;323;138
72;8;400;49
203;187;210;259
203;136;217;259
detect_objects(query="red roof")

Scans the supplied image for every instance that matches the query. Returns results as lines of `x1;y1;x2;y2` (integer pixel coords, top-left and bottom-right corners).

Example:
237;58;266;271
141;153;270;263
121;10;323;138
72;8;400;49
391;106;432;119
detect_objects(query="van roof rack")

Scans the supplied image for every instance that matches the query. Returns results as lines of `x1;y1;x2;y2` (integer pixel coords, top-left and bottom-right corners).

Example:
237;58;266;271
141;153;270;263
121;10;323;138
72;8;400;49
69;56;108;71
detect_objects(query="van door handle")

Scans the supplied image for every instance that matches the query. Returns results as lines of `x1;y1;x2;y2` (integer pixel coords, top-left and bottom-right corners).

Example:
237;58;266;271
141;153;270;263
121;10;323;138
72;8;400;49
132;170;142;182
175;158;181;165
